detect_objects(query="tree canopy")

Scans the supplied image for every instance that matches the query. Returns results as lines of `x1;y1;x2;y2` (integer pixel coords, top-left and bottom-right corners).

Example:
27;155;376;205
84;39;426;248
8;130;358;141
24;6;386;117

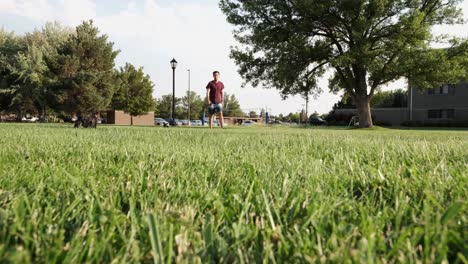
112;63;155;125
156;95;179;119
1;21;162;123
223;93;245;117
0;23;72;119
181;90;205;120
47;20;119;115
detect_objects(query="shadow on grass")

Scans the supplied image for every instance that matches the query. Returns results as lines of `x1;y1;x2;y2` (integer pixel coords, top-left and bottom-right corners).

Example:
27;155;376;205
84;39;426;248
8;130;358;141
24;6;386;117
385;126;468;131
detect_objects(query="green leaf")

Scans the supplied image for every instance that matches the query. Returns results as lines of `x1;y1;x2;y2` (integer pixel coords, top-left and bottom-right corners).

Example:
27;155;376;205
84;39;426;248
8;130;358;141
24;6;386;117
441;202;463;225
148;213;164;264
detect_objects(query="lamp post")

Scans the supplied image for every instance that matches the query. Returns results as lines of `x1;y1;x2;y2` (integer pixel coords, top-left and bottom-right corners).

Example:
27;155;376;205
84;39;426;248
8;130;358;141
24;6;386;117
187;69;191;124
302;104;305;124
43;87;47;122
170;58;178;120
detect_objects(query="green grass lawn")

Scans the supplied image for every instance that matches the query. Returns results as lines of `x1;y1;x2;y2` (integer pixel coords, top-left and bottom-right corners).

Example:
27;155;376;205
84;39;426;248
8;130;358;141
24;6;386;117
0;124;466;263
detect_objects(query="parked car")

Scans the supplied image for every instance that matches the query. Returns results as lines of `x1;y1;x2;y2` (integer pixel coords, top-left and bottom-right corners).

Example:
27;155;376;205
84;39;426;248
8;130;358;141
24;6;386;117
241;120;257;126
155;118;169;126
310;117;328;126
180;119;190;126
190;120;202;126
213;120;227;127
202;118;221;126
269;120;285;125
22;116;39;122
165;118;181;126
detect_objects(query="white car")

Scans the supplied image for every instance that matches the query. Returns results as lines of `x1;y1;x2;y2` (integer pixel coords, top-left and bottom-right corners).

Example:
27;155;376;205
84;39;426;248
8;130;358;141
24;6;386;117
190;120;202;126
154;118;169;126
241;120;256;126
22;116;39;122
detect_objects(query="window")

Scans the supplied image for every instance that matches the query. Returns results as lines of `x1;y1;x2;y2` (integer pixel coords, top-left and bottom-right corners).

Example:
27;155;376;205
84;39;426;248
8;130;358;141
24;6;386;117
443;109;454;119
428;109;454;119
428;84;452;95
442;84;449;94
428;110;441;119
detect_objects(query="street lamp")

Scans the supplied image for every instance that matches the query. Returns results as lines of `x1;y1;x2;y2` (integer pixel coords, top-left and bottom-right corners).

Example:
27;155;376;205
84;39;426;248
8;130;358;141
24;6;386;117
187;69;191;124
302;104;306;124
43;87;47;122
170;58;178;120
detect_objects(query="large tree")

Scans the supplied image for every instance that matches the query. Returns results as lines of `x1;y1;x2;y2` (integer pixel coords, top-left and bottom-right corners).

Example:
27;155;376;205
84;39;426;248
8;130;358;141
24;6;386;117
0;23;72;120
12;43;48;118
112;63;155;125
248;110;258;118
220;0;468;127
47;20;119;115
0;29;25;118
155;95;181;119
181;90;205;120
371;89;408;108
223;93;245;117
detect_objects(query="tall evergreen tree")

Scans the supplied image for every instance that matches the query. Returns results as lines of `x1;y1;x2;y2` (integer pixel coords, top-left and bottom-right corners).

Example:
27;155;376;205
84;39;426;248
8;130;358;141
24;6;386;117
48;20;119;115
156;95;180;119
181;90;204;120
223;93;244;117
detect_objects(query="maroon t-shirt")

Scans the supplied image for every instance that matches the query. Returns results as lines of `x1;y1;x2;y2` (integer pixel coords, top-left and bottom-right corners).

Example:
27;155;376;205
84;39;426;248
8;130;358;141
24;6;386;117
206;81;224;103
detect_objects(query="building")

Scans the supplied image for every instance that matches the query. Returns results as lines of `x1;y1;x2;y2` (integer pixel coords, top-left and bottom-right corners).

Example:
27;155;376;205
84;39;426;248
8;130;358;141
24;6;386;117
107;110;154;126
334;82;468;126
409;82;468;124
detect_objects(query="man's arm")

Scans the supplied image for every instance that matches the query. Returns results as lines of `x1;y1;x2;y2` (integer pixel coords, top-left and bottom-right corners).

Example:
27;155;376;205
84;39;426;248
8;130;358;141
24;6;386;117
206;88;211;105
221;90;224;105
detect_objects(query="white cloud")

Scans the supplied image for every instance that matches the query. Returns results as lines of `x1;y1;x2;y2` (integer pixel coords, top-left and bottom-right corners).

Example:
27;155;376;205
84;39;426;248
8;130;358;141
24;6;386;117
0;0;18;14
0;0;96;25
56;0;96;25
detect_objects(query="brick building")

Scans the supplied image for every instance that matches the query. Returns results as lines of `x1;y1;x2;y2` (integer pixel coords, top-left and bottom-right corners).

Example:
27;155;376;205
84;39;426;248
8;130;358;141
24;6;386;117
107;110;154;126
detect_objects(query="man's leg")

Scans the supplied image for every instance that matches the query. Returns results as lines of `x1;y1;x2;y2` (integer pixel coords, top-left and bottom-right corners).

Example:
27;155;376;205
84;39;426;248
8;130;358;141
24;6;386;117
209;113;214;129
218;111;224;128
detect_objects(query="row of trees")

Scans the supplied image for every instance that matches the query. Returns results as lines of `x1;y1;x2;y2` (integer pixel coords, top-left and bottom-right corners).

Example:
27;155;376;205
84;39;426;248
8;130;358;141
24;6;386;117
0;20;249;123
0;21;155;123
155;92;245;120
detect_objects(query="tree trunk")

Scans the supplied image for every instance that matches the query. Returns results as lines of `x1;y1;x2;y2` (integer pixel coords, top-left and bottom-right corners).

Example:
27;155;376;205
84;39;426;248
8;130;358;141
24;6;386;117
16;108;22;122
34;101;45;122
354;95;373;128
130;115;133;126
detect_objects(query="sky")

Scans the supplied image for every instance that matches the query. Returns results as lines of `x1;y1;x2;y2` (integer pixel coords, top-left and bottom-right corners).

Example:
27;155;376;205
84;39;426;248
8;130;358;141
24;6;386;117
1;0;467;116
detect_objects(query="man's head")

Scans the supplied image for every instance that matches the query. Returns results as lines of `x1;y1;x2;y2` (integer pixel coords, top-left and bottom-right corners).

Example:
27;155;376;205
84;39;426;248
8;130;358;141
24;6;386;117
213;71;220;81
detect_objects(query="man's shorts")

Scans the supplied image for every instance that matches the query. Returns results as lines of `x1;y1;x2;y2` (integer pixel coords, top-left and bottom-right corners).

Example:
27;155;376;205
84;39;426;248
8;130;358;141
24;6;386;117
208;103;222;115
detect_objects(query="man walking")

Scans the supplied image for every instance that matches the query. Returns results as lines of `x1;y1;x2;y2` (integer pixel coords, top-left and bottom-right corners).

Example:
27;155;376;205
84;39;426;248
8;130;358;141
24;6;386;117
206;71;225;129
